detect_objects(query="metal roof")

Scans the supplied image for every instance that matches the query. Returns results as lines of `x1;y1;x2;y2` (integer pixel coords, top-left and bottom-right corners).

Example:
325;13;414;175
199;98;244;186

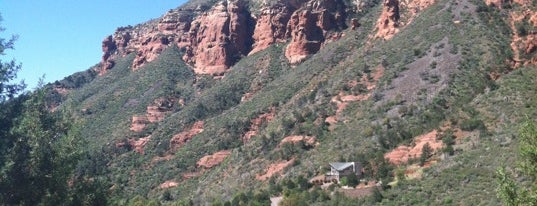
329;162;355;171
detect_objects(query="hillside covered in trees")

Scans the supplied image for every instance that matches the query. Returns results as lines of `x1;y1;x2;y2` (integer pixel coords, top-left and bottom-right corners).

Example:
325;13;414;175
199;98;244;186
1;0;537;205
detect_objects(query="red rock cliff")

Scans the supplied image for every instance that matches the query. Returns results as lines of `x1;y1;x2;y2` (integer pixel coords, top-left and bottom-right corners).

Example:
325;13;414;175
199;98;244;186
375;0;400;40
284;0;348;64
98;0;353;75
249;3;295;55
180;1;254;74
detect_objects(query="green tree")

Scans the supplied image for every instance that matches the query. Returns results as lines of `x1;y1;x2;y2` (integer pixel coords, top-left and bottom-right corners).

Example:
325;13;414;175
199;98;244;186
340;176;349;186
0;13;27;171
0;88;85;205
420;143;432;166
497;118;537;205
0;14;25;102
518;118;537;180
279;192;308;206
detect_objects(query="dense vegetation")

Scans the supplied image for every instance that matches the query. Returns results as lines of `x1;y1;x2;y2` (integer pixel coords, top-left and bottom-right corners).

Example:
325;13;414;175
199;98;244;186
1;0;537;205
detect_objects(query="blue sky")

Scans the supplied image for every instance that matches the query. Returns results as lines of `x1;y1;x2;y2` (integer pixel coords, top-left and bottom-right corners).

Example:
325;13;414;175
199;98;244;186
0;0;187;90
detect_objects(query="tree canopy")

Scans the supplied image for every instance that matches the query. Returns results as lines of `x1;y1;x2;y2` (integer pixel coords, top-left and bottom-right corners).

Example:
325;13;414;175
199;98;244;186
0;14;25;102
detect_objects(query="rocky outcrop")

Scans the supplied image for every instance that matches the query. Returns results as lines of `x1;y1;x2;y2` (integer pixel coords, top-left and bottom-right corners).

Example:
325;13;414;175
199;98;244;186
375;0;400;39
196;150;231;169
484;0;511;8
280;135;317;146
132;35;172;70
170;121;204;151
249;4;294;55
508;8;537;67
129;136;152;154
180;1;254;74
158;10;193;34
99;26;139;75
159;180;179;189
384;130;443;165
98;0;355;75
241;108;276;143
146;97;175;122
256;159;295;181
284;0;348;64
326;66;384;126
374;0;435;39
130;115;149;132
100;35;117;75
129;97;175;132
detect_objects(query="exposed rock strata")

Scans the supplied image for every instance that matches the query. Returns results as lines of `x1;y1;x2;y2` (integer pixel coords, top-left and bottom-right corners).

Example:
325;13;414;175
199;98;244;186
129;97;175;132
196;150;231;169
181;1;254;74
241;108;276;143
170;121;204;151
384;130;443;165
374;0;435;39
279;135;317;147
256;159;295;181
98;0;353;75
284;0;348;64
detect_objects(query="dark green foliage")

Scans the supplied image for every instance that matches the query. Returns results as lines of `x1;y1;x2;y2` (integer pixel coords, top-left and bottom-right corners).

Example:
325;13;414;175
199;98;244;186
0;14;25;102
419;142;432;166
0;89;99;205
442;129;455;155
370;188;383;203
459;118;485;131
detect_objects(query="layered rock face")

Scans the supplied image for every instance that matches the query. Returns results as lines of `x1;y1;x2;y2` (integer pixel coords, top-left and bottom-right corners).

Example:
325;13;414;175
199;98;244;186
284;0;348;64
249;3;294;55
374;0;435;40
98;0;352;75
375;0;400;40
180;1;254;74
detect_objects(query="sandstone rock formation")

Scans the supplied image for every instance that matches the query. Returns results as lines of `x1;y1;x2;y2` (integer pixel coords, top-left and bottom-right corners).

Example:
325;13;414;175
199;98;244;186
98;0;354;75
196;150;231;169
129;97;175;133
375;0;400;39
256;159;295;181
129;136;152;154
170;121;204;151
384;130;443;165
241;108;276;143
509;8;537;67
146;97;175;122
279;135;317;147
284;0;348;64
132;35;172;70
130;115;149;132
484;0;511;8
374;0;435;39
249;3;294;55
326;66;384;125
159;180;179;189
180;1;254;74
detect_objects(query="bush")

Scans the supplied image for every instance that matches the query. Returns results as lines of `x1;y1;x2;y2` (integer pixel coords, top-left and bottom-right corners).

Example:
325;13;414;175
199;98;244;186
460;118;485;131
420;143;432;166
